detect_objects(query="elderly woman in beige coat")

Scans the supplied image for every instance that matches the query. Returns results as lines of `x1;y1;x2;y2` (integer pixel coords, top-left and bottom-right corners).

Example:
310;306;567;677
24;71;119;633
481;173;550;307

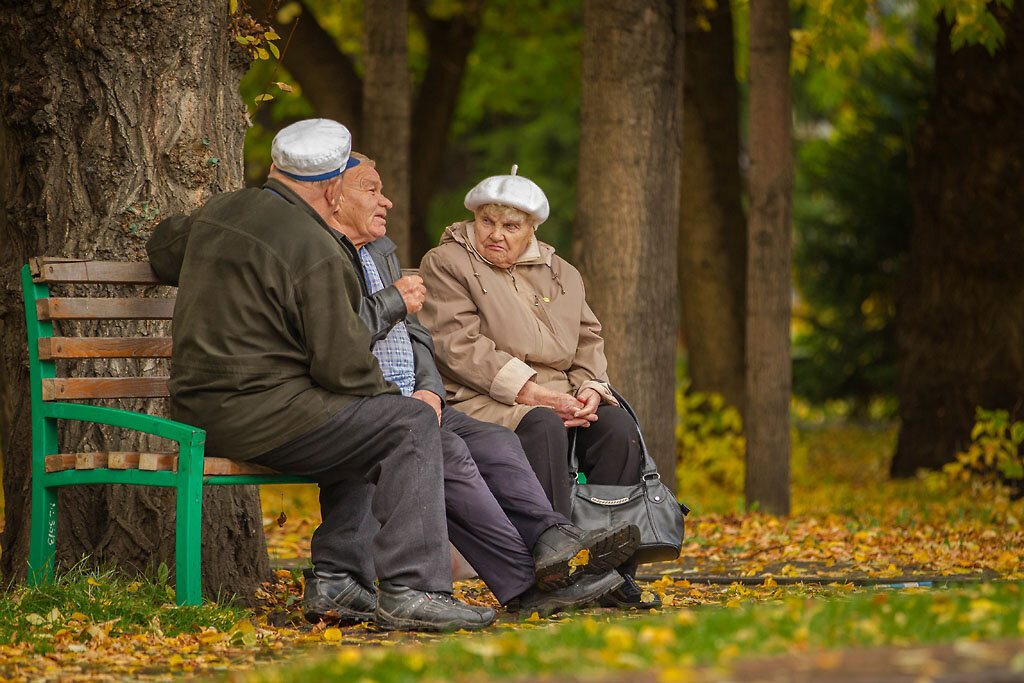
419;168;655;609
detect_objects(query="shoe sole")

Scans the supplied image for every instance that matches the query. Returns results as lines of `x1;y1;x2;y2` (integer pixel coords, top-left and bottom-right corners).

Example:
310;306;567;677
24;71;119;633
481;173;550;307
534;524;640;592
524;571;625;618
584;523;641;574
373;611;497;633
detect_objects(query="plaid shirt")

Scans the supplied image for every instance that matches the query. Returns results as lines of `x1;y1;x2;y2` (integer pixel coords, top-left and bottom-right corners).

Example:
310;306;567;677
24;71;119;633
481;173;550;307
358;247;416;397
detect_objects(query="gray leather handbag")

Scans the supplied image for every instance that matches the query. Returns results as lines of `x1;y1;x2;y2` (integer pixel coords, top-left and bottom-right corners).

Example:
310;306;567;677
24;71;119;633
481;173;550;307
567;390;689;565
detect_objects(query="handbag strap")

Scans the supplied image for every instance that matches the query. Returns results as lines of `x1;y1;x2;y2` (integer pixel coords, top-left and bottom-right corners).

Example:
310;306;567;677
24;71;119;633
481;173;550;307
567;386;662;481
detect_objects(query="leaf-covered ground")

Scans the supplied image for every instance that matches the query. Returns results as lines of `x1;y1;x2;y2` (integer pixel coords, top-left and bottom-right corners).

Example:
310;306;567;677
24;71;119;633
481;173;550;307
0;422;1021;681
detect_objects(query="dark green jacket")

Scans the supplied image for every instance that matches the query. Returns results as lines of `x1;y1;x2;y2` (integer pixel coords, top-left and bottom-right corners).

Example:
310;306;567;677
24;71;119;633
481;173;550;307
146;179;398;460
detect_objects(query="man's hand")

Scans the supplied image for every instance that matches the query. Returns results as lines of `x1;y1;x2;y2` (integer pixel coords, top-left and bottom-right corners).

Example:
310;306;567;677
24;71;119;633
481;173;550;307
412;389;442;425
393;275;426;315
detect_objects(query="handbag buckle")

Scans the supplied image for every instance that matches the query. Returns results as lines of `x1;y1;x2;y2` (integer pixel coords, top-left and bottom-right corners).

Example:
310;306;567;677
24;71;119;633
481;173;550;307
642;472;661;482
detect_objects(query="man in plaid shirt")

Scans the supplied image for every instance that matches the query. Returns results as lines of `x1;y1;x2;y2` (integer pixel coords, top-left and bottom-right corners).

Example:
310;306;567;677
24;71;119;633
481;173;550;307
317;152;639;621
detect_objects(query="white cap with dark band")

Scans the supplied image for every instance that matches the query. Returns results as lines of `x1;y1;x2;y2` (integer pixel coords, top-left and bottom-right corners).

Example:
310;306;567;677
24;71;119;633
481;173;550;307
271;118;359;181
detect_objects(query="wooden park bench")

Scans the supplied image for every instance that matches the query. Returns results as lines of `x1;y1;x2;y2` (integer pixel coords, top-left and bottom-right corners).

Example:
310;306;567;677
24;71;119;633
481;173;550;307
21;257;313;606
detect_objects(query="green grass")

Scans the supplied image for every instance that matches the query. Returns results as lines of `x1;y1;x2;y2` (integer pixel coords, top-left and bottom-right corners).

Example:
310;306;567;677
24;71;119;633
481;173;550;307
247;582;1024;682
0;561;249;653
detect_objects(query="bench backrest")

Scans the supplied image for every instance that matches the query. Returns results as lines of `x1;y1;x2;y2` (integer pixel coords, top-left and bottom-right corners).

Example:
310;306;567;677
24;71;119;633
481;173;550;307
25;257;173;402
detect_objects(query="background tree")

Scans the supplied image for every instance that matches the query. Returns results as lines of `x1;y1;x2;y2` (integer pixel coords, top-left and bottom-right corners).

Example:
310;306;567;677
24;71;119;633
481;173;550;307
574;0;684;487
892;3;1024;475
745;0;792;514
679;0;746;414
246;0;484;262
0;0;269;597
363;0;412;262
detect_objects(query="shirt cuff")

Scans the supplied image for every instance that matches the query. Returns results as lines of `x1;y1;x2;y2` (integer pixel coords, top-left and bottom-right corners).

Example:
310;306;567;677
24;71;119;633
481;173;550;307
489;357;536;405
577;380;619;407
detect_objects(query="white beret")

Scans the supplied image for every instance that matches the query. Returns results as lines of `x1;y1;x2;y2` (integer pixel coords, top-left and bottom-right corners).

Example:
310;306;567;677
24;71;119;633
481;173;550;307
271;118;359;181
464;165;550;226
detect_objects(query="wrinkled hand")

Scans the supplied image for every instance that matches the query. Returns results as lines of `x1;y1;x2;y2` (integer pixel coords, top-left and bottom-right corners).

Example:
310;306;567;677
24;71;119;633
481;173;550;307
516;381;597;427
393;275;426;315
572;388;601;424
412;389;442;425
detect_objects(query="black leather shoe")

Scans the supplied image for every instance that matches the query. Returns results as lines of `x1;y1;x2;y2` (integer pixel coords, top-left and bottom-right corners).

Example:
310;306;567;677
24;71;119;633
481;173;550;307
374;582;497;632
532;522;640;591
302;568;377;624
598;573;662;609
507;570;624;618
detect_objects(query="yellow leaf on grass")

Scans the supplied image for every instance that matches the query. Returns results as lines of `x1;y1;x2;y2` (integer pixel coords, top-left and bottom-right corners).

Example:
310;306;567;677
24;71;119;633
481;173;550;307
70;613;89;622
323;628;342;642
525;611;543;622
87;578;101;587
762;576;777;588
25;614;45;626
168;654;184;667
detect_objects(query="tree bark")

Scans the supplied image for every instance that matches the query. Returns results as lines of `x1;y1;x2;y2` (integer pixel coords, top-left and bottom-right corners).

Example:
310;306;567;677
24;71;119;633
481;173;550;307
574;0;684;490
679;0;746;412
893;6;1024;476
0;0;271;600
409;0;484;263
363;0;412;264
745;0;792;514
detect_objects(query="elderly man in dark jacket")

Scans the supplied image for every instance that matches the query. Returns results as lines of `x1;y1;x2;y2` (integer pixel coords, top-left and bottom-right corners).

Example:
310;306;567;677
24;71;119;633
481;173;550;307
145;119;495;632
325;152;639;616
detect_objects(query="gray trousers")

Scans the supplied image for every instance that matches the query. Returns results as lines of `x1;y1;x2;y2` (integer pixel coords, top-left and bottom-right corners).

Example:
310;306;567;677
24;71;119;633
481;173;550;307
440;406;567;603
251;394;452;593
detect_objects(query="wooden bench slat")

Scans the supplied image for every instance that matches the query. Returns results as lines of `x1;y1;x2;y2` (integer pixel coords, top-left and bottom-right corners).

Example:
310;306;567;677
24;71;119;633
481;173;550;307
30;258;162;284
44;452;283;477
41;377;169;400
36;298;175;321
38;337;173;359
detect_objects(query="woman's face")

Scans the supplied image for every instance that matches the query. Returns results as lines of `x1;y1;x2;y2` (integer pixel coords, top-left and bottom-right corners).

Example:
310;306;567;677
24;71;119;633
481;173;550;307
473;205;534;268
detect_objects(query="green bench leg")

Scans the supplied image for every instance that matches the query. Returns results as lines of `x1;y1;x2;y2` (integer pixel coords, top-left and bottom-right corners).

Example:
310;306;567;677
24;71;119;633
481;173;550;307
175;475;203;606
28;483;57;585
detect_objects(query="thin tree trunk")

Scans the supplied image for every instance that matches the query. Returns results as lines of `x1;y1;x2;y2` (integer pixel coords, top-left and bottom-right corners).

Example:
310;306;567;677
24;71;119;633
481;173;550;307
574;0;684;490
409;0;484;263
679;0;746;412
0;0;270;600
745;0;792;515
893;7;1024;476
363;0;412;264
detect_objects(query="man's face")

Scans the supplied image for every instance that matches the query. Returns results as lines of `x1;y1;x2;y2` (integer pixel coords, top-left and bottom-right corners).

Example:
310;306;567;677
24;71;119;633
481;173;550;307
473;205;533;269
333;164;392;248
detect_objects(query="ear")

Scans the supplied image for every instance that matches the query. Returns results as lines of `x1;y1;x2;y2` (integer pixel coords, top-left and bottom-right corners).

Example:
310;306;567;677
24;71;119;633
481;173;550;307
325;176;345;209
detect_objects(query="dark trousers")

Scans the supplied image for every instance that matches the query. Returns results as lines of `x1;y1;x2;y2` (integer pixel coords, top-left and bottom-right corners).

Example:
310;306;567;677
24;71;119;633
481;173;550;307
441;406;567;603
514;405;644;519
250;394;451;594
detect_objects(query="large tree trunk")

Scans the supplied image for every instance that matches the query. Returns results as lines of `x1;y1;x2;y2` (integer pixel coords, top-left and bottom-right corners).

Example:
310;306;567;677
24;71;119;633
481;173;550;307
744;0;792;514
679;0;746;412
892;7;1024;476
574;0;684;490
363;0;412;264
0;0;270;600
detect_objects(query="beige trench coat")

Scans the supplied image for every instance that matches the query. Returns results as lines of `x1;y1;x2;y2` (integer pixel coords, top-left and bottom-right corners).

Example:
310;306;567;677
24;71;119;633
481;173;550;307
418;220;617;430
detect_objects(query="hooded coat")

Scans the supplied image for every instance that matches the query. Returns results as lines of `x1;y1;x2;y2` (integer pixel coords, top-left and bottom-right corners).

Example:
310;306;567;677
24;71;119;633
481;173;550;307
418;220;617;431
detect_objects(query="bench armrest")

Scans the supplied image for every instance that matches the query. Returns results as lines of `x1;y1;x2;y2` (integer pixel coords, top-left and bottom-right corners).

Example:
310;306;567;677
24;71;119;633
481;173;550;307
41;402;205;447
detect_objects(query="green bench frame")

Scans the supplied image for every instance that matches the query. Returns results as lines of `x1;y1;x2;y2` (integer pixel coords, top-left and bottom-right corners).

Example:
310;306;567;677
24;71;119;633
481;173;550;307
22;258;312;606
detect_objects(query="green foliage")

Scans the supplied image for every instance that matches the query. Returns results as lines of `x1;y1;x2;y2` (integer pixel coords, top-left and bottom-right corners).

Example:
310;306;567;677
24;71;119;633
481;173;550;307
247;582;1024;681
426;0;582;254
943;408;1024;491
675;380;746;511
0;563;247;652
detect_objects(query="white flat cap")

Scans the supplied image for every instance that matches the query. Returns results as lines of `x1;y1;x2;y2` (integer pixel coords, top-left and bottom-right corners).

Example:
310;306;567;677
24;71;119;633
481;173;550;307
271;118;359;181
464;165;550;226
